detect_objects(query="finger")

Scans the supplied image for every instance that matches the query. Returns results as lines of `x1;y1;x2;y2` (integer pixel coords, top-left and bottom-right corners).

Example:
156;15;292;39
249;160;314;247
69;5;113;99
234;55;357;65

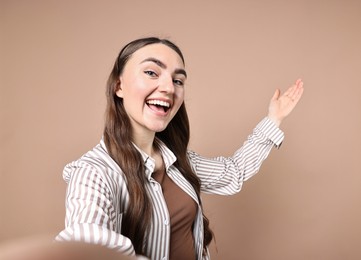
272;88;281;101
295;78;302;86
285;79;303;99
283;84;296;97
290;81;304;100
291;79;303;91
293;84;304;103
289;86;304;105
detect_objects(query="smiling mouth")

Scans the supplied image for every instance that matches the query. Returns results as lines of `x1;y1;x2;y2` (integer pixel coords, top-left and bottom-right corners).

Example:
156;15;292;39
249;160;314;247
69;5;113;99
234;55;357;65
146;99;171;113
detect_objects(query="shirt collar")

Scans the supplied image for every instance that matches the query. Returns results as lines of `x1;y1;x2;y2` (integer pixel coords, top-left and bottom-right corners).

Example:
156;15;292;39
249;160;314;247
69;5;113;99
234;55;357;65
100;137;177;180
135;138;177;180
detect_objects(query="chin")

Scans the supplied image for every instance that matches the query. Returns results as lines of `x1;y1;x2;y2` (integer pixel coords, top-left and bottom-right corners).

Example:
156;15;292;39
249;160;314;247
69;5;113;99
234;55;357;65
150;124;169;133
154;127;167;133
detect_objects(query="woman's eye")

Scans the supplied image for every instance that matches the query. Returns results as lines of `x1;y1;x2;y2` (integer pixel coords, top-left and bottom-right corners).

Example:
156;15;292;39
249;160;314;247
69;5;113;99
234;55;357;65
144;70;157;77
173;79;184;86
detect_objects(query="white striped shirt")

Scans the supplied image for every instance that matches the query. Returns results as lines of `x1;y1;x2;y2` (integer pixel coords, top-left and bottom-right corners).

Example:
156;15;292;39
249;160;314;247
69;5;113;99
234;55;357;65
56;117;284;259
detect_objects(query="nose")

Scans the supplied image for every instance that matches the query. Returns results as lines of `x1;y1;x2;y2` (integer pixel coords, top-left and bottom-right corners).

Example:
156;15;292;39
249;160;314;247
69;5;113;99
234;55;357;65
158;75;175;94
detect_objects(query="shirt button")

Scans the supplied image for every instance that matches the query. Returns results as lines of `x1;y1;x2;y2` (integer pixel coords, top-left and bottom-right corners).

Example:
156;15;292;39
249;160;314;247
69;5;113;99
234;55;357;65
164;219;169;225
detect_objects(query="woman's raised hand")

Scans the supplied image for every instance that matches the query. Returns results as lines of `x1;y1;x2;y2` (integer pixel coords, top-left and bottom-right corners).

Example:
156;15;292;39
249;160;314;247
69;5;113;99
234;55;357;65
267;79;304;127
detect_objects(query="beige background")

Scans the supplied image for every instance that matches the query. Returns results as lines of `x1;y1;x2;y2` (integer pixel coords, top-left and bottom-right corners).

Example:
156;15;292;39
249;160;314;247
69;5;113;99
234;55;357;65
1;0;361;259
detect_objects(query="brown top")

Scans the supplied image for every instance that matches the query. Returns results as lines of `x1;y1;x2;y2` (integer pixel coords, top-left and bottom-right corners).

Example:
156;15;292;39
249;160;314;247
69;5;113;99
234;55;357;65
152;168;197;260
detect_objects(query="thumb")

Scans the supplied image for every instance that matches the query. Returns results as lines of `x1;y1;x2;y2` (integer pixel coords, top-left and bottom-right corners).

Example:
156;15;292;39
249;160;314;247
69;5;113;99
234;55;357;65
271;89;281;101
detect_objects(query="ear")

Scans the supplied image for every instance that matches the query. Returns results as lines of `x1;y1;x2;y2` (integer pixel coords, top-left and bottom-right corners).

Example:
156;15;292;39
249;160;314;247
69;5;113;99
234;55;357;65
115;78;123;98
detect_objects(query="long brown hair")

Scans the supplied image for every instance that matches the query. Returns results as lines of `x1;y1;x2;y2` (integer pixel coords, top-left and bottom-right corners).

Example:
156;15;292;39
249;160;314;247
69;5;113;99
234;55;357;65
103;37;213;256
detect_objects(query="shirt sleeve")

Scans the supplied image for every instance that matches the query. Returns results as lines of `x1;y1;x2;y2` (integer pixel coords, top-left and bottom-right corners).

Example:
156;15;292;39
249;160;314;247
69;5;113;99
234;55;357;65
188;117;284;195
55;165;136;256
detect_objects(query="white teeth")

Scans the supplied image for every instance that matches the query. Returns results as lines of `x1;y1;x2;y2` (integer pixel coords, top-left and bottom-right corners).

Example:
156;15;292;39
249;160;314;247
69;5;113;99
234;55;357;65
147;100;170;108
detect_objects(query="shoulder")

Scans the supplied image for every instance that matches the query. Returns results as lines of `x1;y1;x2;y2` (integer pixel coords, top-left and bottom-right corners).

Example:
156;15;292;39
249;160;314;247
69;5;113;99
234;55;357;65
62;141;125;185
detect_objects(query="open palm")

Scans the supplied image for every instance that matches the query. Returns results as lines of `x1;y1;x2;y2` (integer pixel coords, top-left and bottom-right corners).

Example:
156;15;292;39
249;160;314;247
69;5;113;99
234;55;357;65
268;79;304;127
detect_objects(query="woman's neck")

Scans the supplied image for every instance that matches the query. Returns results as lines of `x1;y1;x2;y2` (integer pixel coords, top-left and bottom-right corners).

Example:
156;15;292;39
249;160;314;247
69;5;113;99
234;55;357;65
131;127;166;174
132;132;164;172
132;131;156;158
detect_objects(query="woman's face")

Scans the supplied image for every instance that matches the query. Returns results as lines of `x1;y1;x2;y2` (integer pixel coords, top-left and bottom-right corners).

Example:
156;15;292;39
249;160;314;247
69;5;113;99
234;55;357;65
116;43;187;139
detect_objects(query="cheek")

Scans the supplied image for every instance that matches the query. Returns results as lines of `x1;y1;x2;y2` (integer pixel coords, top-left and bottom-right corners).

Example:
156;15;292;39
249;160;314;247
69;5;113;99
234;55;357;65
175;89;185;102
122;79;147;99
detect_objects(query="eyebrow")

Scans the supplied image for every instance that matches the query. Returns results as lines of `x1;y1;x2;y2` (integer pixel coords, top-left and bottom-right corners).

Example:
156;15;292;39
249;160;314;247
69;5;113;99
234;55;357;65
141;57;187;78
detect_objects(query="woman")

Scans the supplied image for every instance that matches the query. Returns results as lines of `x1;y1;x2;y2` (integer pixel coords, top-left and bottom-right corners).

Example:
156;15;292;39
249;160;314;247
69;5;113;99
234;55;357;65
56;37;304;260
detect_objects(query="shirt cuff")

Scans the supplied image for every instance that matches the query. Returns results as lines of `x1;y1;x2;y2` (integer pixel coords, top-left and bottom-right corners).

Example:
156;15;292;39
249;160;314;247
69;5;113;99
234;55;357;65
256;117;285;148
